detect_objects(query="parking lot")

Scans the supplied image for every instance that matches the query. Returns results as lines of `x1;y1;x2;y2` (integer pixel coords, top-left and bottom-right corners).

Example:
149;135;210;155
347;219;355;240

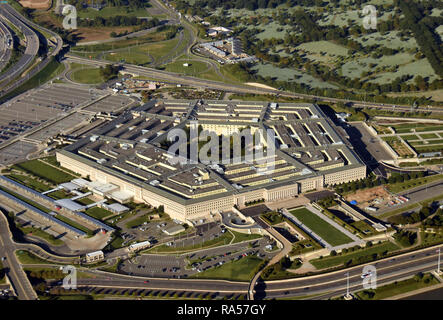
83;94;136;113
0;141;37;165
119;236;276;279
0;84;102;145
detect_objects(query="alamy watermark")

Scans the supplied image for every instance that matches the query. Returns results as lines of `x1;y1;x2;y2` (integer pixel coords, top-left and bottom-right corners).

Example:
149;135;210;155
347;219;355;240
362;5;377;30
362;265;377;290
62;5;77;30
62;265;77;290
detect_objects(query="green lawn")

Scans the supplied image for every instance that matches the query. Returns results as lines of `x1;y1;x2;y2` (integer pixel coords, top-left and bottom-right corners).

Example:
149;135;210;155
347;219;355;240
289;208;353;246
125;213;151;229
19;226;64;246
104;37;180;65
310;242;400;270
77;6;149;19
163;59;210;76
70;68;105;84
84;207;113;220
190;256;264;282
355;273;439;300
15;250;57;265
13;160;76;185
230;230;262;244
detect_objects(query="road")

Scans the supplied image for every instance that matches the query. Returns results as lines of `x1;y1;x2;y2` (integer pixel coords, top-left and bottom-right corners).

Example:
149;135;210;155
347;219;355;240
0;208;37;300
0;19;12;71
0;4;39;86
46;243;443;300
0;3;63;99
66;54;443;113
376;181;443;216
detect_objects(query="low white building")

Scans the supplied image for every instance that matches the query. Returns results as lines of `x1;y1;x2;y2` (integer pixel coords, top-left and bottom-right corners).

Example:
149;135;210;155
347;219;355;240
128;240;151;252
85;250;104;263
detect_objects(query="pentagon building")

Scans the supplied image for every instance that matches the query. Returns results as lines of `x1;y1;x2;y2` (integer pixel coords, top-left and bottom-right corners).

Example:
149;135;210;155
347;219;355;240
56;100;366;224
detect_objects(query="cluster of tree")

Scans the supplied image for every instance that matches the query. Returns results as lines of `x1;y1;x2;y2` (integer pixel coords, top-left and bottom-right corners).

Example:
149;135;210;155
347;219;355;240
67;0;150;10
245;198;265;206
393;230;417;246
335;171;427;194
396;0;443;77
261;256;299;280
99;64;121;81
78;15;151;27
389;204;438;225
423;208;443;228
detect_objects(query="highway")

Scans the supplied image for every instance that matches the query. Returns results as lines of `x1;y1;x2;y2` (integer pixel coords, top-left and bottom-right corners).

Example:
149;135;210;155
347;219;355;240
53;244;443;300
0;19;12;71
0;3;63;99
66;55;443;113
0;4;39;86
0;209;38;300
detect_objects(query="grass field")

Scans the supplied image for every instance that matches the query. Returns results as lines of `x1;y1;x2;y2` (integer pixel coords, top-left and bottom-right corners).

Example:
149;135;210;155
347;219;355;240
190;256;263;282
15;250;57;265
163;59;210;76
70;67;104;84
77;6;149;19
19;226;64;246
289;208;353;246
104;36;180;65
355;273;439;300
310;242;400;270
13;160;76;185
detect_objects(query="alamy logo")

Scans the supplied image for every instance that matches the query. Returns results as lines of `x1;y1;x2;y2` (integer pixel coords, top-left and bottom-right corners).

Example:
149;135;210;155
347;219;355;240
167;121;276;174
362;265;377;290
62;265;77;289
362;5;377;30
62;5;77;30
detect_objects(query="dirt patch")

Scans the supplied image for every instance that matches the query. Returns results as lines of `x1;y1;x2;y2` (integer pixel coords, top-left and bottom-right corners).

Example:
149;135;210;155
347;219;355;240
345;186;390;204
76;27;135;43
19;0;50;9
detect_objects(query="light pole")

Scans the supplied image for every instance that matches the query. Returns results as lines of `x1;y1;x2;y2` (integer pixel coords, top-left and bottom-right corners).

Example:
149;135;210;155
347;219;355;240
344;272;352;300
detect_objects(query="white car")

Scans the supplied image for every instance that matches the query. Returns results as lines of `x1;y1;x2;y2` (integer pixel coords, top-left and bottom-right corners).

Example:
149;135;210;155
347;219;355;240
361;271;373;279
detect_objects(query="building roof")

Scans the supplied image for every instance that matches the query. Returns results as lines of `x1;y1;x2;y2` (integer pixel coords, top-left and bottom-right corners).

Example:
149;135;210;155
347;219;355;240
54;199;85;212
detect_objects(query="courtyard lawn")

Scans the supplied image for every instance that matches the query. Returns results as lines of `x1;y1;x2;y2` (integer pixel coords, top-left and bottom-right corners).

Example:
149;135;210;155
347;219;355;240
289;208;353;246
84;207;113;220
190;256;264;282
310;241;400;270
12;160;76;185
